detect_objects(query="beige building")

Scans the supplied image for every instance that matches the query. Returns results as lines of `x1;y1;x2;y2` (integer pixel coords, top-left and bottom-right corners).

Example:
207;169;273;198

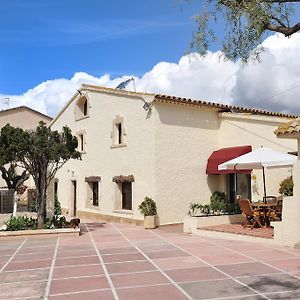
0;106;52;189
50;85;297;225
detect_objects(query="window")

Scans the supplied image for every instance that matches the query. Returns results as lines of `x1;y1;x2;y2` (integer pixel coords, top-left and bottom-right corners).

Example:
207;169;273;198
77;130;86;153
121;182;132;210
111;115;126;148
79;134;84;152
85;176;101;208
113;175;134;212
83;99;88;116
227;174;251;202
116;123;122;144
75;95;89;120
92;182;99;206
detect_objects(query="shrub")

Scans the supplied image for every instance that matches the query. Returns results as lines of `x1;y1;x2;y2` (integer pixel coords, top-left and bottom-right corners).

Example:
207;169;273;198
28;200;37;212
188;203;203;216
138;197;157;216
210;191;227;203
5;216;37;231
54;195;62;215
210;191;227;214
279;176;293;196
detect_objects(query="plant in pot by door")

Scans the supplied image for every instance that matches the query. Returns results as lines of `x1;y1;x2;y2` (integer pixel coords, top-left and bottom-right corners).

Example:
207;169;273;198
138;197;157;229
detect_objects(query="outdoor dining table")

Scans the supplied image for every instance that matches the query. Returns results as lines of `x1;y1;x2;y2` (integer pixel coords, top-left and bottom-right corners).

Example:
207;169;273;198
251;202;277;227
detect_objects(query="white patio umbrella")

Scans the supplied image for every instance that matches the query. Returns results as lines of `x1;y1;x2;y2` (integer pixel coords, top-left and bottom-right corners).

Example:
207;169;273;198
218;147;297;202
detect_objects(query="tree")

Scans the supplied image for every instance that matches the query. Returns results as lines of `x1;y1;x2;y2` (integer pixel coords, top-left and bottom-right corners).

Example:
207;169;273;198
188;0;300;61
0;122;81;228
0;164;29;191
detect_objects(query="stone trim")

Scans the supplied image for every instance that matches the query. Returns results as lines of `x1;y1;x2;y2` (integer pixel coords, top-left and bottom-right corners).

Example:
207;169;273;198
112;175;135;183
85;176;101;182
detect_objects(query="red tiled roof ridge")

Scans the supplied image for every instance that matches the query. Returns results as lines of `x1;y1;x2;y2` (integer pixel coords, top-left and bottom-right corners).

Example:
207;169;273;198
154;94;298;119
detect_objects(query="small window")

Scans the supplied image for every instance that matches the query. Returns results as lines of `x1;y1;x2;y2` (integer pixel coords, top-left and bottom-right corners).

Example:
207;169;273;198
92;182;99;206
116;123;122;144
111;115;126;148
122;182;132;210
83;99;88;116
76;95;89;120
77;131;86;153
79;134;84;152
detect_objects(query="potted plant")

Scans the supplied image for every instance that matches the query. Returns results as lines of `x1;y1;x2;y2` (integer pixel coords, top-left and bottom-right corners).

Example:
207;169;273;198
138;197;157;229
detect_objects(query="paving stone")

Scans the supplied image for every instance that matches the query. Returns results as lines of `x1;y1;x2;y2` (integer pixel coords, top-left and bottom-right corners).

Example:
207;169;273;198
0;281;47;299
179;278;254;299
49;290;114;300
0;268;49;283
111;270;169;287
117;284;188;300
102;252;145;263
105;260;156;274
50;275;109;294
239;273;300;293
53;264;104;279
217;262;280;277
165;266;226;283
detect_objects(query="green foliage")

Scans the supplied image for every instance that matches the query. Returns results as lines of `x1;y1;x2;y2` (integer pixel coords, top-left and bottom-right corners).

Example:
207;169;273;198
187;0;299;61
28;200;37;213
188;191;240;216
279;176;293;196
5;216;37;231
138;197;157;216
44;216;69;229
188;202;203;216
0;122;81;228
5;215;71;231
54;196;62;215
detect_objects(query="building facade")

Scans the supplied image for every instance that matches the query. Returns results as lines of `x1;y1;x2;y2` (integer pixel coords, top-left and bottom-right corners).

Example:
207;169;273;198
50;85;297;225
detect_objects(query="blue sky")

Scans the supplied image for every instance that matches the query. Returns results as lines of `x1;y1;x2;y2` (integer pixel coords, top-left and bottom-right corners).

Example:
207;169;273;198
0;0;202;94
1;0;300;116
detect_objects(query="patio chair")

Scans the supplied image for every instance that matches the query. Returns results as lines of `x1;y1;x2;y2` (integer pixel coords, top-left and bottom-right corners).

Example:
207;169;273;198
238;198;263;229
275;197;283;220
263;196;277;203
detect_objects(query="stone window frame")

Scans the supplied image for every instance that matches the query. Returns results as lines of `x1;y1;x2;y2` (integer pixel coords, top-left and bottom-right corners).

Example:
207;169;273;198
85;176;101;209
75;94;90;121
113;175;134;214
111;115;127;148
76;129;87;154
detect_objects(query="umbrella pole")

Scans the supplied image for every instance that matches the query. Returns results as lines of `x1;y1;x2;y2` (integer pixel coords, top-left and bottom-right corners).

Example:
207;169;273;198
262;166;267;203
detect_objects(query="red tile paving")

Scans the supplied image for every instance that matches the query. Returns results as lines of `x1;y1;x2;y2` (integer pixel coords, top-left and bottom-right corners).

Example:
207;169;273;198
200;223;274;239
1;221;300;300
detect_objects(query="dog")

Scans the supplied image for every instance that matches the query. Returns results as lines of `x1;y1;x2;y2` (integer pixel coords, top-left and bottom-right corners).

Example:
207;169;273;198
69;218;81;228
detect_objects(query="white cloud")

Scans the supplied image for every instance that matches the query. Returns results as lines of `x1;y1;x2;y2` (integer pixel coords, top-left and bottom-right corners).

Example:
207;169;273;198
1;33;300;117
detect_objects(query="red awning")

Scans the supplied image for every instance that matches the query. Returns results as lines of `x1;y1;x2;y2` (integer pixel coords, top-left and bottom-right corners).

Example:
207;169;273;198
206;145;252;175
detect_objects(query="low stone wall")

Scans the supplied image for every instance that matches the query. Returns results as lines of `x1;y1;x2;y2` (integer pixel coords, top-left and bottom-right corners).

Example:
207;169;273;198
183;214;244;233
76;210;144;226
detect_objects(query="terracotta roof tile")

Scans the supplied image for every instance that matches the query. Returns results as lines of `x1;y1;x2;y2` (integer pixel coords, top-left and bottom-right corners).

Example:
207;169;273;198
154;94;298;118
275;118;300;136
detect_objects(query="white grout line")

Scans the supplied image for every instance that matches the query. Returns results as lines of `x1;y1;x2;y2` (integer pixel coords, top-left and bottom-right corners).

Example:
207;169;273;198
199;234;300;283
0;239;27;273
43;237;59;300
150;230;271;300
49;287;111;297
1;266;51;273
85;224;119;300
110;223;195;300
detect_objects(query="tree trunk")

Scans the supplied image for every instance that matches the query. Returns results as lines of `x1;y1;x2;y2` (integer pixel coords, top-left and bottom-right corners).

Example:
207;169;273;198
35;171;48;229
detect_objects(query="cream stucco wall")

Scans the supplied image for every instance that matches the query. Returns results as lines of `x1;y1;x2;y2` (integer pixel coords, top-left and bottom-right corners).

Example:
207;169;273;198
51;90;155;222
50;88;298;226
152;103;220;224
219;113;297;202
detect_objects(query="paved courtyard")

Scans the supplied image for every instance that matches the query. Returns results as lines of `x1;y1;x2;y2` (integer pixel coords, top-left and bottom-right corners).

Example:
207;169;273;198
2;223;300;299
